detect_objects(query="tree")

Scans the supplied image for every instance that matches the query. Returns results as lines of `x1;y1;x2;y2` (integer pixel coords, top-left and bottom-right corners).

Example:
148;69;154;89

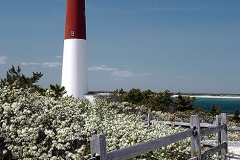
142;89;155;106
0;65;66;98
121;88;144;104
209;104;221;116
49;84;66;98
114;88;196;113
231;109;240;122
149;90;174;112
0;65;43;90
175;92;196;112
118;88;126;95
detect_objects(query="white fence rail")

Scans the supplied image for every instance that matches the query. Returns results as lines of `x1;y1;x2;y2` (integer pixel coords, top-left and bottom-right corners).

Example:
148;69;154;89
149;113;240;147
89;113;228;160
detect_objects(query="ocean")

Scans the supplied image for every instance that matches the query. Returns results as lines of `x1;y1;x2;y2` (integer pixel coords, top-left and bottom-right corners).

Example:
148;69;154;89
192;97;240;114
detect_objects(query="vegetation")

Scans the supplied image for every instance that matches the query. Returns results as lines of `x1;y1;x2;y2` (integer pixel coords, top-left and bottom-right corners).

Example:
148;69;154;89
0;66;239;159
0;65;66;99
112;88;196;113
209;104;222;116
231;109;240;123
0;72;191;159
0;65;43;90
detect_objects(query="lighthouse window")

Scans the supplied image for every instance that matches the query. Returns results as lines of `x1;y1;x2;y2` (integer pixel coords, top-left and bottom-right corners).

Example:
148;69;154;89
71;31;74;36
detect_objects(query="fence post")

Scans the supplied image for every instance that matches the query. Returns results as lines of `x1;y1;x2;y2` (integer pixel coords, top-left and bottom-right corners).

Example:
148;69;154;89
190;115;201;159
216;114;222;158
148;112;153;126
221;113;228;156
221;113;227;143
90;134;107;160
216;115;221;145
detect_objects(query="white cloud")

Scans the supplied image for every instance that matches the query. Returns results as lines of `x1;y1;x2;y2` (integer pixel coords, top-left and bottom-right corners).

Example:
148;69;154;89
42;62;62;67
111;70;153;78
0;56;7;64
20;62;61;68
54;56;62;59
111;71;134;77
88;65;118;71
89;65;153;78
21;62;40;66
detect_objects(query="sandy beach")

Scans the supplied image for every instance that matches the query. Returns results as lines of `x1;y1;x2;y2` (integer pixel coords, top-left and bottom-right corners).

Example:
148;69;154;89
190;95;240;99
172;95;240;99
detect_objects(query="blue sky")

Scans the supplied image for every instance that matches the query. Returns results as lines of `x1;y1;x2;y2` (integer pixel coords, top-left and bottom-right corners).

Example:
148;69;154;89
0;0;239;94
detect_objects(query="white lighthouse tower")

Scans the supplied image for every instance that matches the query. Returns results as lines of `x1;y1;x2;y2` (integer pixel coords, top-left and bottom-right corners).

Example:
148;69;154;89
61;0;88;98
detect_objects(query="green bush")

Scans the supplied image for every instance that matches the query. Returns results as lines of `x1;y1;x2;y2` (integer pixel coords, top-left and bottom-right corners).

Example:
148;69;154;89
231;109;240;123
0;65;66;99
114;88;196;113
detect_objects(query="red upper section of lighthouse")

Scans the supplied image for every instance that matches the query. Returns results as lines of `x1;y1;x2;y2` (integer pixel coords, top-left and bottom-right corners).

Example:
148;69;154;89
64;0;86;40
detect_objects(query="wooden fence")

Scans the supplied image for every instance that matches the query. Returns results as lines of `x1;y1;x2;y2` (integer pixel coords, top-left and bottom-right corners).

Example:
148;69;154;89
89;113;228;160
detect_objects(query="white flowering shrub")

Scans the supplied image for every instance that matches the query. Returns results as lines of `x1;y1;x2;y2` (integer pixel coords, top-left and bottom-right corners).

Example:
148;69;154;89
0;86;90;159
1;85;238;159
0;86;193;159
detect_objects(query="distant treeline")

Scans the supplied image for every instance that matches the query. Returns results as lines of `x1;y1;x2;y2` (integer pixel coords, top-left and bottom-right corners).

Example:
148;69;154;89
108;88;240;122
109;88;196;113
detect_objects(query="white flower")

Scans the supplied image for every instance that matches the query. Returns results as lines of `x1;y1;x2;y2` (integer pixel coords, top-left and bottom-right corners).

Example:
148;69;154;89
32;146;37;151
2;122;6;128
2;150;7;154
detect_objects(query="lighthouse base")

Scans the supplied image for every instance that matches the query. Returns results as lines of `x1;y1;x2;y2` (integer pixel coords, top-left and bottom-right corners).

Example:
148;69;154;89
61;39;88;98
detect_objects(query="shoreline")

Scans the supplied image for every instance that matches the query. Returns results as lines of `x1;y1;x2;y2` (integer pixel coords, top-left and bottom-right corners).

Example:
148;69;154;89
189;95;240;99
173;95;240;99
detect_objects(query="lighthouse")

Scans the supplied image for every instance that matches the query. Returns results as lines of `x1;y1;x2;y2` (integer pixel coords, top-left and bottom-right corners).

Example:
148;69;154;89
61;0;88;98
